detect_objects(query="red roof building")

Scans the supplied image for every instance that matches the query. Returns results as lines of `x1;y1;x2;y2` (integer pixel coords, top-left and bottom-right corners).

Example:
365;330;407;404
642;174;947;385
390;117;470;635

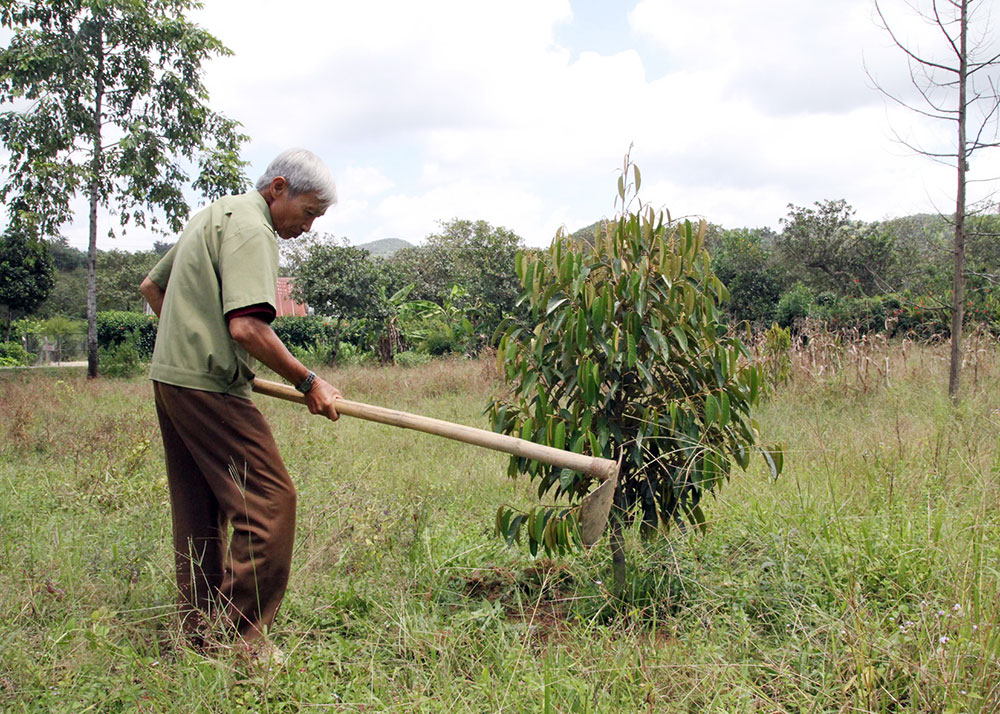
275;277;309;317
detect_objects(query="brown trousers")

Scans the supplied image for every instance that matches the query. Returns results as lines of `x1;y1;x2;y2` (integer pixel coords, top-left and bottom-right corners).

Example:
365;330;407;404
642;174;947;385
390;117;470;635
153;381;296;645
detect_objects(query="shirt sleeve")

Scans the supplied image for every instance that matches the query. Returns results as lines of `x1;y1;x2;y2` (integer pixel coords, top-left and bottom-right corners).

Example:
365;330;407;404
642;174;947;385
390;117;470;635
225;303;277;324
218;226;279;316
147;242;179;288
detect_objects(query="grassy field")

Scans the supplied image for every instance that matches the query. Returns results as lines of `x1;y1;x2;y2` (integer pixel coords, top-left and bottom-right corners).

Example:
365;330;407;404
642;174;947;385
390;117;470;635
1;344;998;713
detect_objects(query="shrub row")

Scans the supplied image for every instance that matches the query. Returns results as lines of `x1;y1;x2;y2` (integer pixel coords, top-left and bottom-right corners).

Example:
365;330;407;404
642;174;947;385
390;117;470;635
96;311;159;358
0;341;33;366
271;315;340;349
772;285;997;337
94;313;373;361
92;311;486;366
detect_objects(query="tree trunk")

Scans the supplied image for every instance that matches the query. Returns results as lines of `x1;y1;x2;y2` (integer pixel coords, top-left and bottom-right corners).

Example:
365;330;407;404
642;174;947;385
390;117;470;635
609;483;626;596
86;23;104;379
948;1;968;402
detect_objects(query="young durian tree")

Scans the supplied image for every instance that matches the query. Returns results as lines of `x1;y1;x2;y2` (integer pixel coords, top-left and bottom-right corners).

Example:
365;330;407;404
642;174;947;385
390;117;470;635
488;157;782;590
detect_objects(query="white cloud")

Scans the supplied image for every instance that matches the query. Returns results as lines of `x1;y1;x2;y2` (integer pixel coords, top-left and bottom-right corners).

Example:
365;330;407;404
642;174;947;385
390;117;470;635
337;166;394;199
371;177;557;244
38;0;1000;253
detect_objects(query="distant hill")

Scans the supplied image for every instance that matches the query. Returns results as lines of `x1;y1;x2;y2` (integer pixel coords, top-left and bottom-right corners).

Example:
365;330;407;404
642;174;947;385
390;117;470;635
568;220;606;248
356;238;412;257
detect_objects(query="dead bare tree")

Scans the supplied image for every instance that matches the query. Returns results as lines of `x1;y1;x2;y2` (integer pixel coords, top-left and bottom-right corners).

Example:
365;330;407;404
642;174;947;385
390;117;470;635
868;0;1000;401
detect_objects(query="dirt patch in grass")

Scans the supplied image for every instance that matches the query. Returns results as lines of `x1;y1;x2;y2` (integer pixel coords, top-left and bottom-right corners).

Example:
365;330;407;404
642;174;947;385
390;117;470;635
458;561;579;637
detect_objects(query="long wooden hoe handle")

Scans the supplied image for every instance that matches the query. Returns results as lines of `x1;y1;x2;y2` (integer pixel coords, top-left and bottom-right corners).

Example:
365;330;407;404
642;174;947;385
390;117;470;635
252;378;619;483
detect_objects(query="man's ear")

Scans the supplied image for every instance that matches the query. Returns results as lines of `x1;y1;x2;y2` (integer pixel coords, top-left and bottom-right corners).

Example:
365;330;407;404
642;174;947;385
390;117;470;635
269;176;289;197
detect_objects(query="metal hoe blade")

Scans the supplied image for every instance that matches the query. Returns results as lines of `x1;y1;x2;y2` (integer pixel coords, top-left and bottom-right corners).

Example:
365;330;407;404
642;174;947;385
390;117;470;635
577;471;618;547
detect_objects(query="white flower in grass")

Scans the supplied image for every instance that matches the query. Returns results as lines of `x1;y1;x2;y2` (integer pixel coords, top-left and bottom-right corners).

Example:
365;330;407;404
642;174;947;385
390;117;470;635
939;636;949;644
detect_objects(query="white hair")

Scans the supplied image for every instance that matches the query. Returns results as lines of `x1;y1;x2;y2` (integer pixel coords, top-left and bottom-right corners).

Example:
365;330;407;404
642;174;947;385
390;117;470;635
256;148;338;207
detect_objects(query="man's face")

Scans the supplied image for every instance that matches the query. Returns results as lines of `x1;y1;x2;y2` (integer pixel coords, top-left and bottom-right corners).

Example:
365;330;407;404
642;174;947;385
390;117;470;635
268;182;328;239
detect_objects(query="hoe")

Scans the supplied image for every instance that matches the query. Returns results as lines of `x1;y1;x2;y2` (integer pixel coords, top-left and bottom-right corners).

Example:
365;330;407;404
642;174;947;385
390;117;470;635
252;378;619;545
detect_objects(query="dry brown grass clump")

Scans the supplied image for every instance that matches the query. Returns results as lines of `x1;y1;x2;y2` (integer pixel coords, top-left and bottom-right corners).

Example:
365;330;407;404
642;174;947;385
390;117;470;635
745;320;1000;397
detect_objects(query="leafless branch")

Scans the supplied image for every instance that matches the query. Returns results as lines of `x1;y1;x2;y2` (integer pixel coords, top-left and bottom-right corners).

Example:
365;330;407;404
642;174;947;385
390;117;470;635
875;0;961;74
967;48;1000;72
911;74;956;115
966;269;1000;285
867;66;957;122
888;123;958;162
931;0;963;59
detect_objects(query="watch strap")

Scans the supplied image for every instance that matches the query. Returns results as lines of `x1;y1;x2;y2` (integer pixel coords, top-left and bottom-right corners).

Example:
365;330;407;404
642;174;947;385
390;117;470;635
296;371;316;394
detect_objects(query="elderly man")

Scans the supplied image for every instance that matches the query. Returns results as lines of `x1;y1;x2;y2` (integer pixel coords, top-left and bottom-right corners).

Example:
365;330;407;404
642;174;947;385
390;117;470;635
140;148;342;657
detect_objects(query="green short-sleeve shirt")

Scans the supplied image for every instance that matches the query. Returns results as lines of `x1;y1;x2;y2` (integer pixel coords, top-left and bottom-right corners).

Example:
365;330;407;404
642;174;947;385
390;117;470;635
147;191;278;398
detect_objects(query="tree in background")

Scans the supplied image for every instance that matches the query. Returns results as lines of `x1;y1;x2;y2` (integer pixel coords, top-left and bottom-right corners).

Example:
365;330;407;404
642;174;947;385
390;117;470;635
387;219;526;341
287;236;393;357
0;0;248;378
288;237;391;323
876;214;953;296
152;240;175;257
0;228;54;339
39;268;88;320
96;249;158;312
870;0;1000;400
384;244;452;303
706;225;783;327
48;239;88;273
775;199;898;296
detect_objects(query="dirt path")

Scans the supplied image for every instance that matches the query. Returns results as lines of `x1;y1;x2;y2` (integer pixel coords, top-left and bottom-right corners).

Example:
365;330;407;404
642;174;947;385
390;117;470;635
0;360;88;370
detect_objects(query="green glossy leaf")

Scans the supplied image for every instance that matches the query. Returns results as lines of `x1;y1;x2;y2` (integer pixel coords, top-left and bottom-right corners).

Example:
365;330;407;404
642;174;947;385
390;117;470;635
559;251;573;284
583;363;595;405
534;509;547;544
670;326;688;353
734;444;750;470
591;294;604;326
704;393;719;427
689;504;707;532
507;514;524;545
762;446;783;480
587;430;600;456
576;309;587;347
546;296;568;316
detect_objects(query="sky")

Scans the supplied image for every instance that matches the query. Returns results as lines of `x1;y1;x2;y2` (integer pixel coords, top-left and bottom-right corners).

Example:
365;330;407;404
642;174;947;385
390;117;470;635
48;0;1000;251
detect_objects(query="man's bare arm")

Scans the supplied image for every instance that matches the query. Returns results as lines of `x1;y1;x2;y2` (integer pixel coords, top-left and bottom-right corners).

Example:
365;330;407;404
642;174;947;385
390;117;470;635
228;315;341;420
140;277;166;318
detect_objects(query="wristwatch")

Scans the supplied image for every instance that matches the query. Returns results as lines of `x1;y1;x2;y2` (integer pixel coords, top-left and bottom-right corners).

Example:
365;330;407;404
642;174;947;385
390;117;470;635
296;371;316;394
